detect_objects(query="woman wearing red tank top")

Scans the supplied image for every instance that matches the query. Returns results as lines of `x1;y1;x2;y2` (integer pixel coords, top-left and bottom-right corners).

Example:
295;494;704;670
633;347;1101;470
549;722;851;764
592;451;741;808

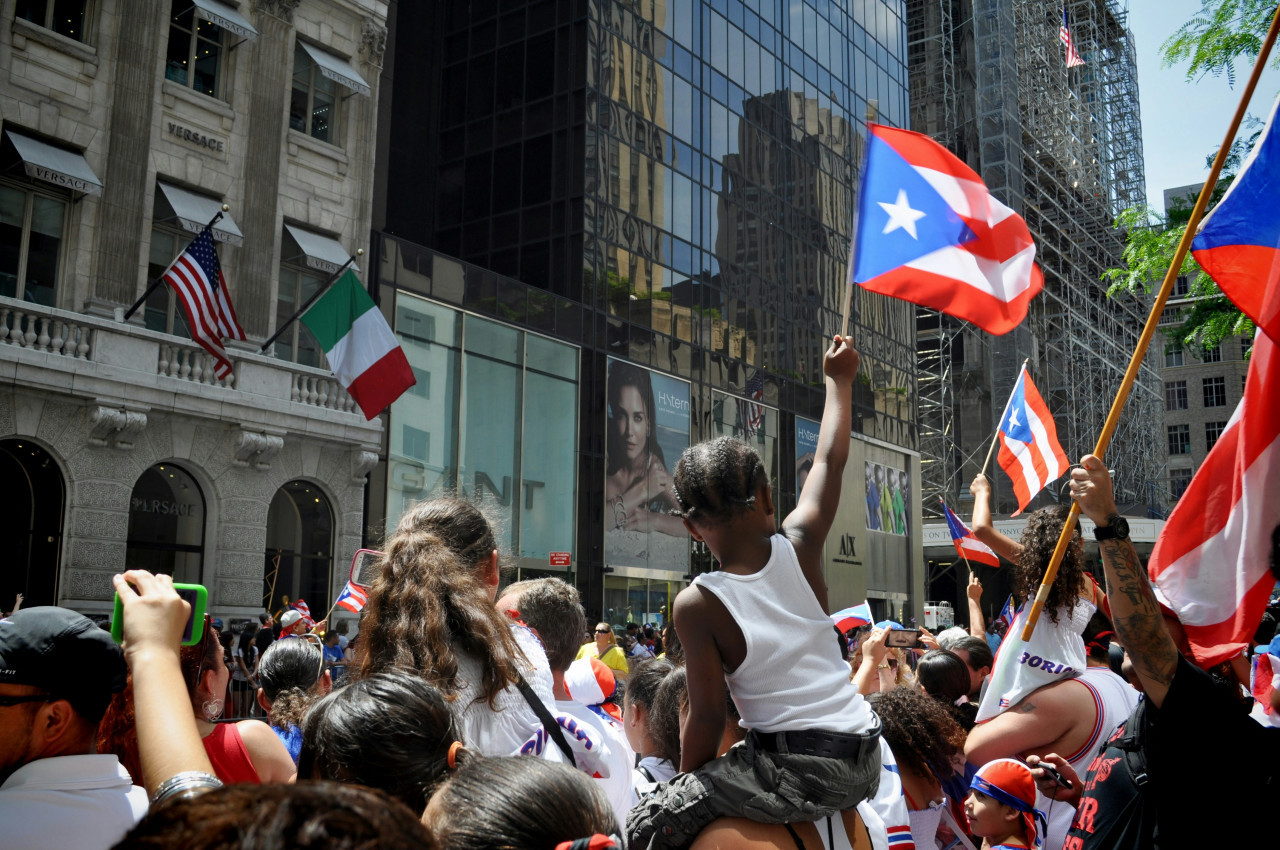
180;617;296;784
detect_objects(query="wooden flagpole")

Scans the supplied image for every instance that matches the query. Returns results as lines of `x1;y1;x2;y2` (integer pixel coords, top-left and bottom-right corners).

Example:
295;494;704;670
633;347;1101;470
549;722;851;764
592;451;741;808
981;358;1030;477
1021;4;1280;642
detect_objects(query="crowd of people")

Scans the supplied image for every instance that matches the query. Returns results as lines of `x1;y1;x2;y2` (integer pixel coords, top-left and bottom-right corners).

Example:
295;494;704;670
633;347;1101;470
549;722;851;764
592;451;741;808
1;332;1277;849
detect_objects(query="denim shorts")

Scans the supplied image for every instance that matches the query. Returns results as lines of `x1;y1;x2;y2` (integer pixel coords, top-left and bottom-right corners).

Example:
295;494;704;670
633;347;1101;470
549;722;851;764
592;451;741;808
626;719;882;849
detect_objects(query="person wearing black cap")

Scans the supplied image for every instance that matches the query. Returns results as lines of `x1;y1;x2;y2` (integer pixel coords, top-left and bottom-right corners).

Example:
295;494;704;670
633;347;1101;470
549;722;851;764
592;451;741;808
0;607;149;849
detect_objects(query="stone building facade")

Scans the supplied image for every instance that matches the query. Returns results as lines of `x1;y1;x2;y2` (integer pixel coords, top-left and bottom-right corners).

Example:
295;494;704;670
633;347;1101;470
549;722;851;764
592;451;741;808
1;0;387;619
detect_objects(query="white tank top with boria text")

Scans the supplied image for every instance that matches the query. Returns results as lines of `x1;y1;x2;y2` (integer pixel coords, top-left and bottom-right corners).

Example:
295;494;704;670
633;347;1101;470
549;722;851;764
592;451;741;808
692;534;875;735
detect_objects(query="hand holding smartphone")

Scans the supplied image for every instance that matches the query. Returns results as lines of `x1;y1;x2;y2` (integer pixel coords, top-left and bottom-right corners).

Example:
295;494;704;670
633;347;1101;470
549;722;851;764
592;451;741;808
883;627;924;649
111;580;208;646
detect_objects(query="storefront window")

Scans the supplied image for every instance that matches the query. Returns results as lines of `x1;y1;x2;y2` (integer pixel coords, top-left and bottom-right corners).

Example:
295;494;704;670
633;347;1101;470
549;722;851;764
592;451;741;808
126;464;204;584
388;294;579;573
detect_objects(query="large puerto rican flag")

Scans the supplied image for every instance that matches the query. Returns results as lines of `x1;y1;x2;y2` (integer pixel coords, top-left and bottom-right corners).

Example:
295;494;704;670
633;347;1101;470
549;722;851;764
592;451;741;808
1191;92;1280;343
1150;329;1279;668
996;365;1068;517
852;124;1043;335
942;500;1000;567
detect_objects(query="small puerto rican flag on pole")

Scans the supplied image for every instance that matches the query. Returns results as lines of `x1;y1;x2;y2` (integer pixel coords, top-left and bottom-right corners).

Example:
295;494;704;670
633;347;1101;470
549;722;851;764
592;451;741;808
996;364;1068;517
942;500;1000;568
334;580;368;615
831;602;874;633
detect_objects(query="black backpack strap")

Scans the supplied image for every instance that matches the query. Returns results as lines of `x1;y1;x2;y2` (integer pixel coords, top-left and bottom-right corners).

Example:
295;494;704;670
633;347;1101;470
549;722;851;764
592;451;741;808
636;762;657;783
514;674;576;767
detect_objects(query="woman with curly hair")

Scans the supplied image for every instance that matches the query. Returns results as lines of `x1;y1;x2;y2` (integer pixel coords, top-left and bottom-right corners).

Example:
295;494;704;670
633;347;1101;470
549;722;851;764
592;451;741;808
356;497;558;757
870;687;976;849
969;473;1107;628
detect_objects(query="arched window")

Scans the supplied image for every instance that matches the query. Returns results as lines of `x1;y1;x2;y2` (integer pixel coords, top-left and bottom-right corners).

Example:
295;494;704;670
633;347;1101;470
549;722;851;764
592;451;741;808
0;439;65;608
126;463;205;584
264;480;333;617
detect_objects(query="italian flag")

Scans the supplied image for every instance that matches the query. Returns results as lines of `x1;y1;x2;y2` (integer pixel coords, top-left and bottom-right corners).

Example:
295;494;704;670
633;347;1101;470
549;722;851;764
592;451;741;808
301;270;415;420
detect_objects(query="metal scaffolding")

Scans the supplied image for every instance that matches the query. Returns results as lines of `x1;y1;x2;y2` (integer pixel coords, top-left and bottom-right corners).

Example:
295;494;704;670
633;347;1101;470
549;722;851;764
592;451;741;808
909;0;1165;520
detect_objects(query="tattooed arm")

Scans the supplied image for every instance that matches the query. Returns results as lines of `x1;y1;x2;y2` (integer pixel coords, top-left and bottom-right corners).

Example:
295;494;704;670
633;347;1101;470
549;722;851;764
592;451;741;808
1069;455;1179;707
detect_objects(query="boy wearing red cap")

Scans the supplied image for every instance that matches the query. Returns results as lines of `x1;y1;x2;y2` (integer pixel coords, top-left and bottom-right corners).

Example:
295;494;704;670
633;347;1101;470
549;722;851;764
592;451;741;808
965;759;1046;850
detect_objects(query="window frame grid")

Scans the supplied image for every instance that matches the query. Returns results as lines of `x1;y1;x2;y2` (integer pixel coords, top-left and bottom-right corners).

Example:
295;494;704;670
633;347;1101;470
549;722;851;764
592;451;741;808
0;177;69;307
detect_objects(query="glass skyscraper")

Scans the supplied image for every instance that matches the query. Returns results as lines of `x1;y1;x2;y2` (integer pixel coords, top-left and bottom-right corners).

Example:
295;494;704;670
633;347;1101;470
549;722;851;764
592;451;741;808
375;0;919;620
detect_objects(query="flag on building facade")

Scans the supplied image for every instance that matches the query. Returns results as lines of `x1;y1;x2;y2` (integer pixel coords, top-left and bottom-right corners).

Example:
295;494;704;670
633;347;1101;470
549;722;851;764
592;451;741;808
1191;92;1280;343
161;227;246;379
1060;9;1085;68
831;602;875;633
290;598;316;628
1149;329;1279;668
737;370;765;437
942;500;1000;568
334;580;368;615
300;270;416;420
851;124;1042;336
996;365;1068;516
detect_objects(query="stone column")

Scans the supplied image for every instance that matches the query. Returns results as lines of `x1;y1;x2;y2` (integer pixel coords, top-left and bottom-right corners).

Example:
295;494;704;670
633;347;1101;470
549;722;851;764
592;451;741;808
235;0;301;339
90;2;165;313
351;17;386;254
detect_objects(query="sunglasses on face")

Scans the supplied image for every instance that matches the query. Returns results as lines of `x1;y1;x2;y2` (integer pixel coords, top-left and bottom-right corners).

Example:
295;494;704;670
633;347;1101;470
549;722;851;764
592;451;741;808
595;628;611;634
192;614;213;689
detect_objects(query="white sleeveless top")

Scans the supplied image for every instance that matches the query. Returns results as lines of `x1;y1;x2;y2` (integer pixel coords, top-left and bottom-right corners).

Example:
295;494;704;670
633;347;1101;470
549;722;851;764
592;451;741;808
692;534;875;735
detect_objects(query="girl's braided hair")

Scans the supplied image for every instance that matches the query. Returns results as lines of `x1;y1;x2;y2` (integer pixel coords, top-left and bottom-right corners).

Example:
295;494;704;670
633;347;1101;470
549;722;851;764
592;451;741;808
671;436;768;525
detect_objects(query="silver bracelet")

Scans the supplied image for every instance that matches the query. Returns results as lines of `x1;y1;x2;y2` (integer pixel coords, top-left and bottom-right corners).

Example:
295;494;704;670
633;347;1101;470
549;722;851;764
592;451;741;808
150;771;223;806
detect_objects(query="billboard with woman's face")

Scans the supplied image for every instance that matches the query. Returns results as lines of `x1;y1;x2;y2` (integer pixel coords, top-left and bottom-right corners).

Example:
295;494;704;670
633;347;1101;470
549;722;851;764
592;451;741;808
605;359;690;572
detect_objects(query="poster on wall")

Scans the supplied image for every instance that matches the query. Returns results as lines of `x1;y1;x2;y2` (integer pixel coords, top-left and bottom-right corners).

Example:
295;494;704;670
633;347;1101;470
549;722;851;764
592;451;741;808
795;415;820;497
864;461;910;537
604;358;690;572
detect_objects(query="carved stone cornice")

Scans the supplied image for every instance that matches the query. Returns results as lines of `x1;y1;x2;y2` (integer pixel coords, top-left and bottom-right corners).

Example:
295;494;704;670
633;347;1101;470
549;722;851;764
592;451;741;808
252;0;301;24
361;18;387;66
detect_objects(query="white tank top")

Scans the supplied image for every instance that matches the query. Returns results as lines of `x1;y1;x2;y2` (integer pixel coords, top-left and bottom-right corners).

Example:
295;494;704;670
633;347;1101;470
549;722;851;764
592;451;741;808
692;534;875;735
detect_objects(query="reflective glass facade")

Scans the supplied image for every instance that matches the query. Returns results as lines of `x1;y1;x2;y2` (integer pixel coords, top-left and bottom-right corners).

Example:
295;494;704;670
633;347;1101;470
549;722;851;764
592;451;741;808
379;0;914;611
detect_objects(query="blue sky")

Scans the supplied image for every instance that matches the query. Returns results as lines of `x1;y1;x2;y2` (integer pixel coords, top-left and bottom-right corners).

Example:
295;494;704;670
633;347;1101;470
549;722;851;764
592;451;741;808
1130;0;1280;213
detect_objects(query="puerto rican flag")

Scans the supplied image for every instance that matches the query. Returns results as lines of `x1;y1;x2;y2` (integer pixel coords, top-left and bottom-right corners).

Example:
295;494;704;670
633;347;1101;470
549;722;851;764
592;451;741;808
852;124;1042;335
1149;328;1279;668
334;580;368;615
996;365;1068;516
942;500;1000;567
995;594;1017;635
831;601;874;633
1191;92;1280;343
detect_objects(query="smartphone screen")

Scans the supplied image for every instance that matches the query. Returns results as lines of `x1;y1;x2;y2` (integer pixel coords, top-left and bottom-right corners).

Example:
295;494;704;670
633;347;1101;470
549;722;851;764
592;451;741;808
884;628;922;648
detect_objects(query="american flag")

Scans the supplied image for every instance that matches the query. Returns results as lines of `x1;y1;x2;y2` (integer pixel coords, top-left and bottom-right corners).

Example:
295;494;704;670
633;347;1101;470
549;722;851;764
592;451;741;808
737;371;765;437
161;227;246;380
1060;8;1085;68
334;580;368;615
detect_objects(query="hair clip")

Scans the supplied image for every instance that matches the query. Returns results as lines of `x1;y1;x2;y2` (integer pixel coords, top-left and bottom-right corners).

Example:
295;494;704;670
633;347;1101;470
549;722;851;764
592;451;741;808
446;741;463;770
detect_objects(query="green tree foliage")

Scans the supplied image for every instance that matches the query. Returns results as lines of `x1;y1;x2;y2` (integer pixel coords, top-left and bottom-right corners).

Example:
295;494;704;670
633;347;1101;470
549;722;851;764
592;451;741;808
1104;0;1274;350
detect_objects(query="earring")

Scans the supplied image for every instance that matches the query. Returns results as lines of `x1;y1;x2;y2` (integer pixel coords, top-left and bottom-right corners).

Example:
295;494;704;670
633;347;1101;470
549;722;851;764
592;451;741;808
202;698;225;722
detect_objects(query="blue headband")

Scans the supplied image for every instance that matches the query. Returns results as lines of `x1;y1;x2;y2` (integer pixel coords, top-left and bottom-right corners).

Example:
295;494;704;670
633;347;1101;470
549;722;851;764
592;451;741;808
970;774;1047;846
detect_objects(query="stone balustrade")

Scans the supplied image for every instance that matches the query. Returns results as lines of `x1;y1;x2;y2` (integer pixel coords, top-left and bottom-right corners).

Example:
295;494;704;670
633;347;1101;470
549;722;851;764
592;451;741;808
0;296;375;441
